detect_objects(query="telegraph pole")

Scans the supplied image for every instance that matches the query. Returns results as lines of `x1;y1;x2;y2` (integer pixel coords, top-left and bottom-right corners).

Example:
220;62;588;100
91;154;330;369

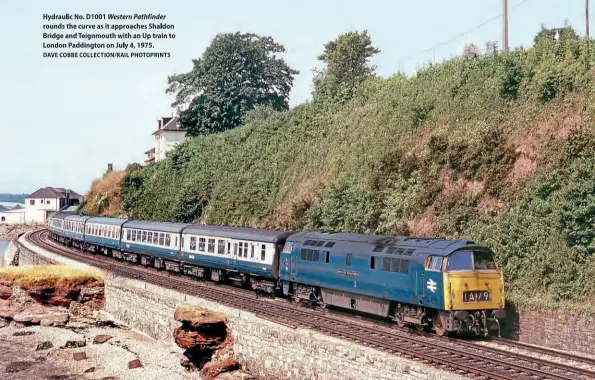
587;0;590;39
503;0;509;53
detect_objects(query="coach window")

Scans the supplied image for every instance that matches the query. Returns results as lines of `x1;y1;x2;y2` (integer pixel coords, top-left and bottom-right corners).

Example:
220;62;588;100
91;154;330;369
126;230;131;241
250;244;255;259
238;242;244;257
243;243;248;258
148;232;153;244
141;231;146;243
199;238;205;251
218;240;225;255
261;244;266;261
370;256;378;270
208;239;215;253
346;253;352;266
153;233;158;245
165;234;171;246
131;230;136;242
175;236;178;247
190;237;197;250
159;233;164;246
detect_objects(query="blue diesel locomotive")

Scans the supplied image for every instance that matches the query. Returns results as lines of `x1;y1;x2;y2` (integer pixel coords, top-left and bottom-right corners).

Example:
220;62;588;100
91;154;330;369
47;213;506;336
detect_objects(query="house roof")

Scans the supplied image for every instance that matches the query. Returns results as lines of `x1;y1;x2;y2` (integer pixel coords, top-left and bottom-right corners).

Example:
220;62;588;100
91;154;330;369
152;116;186;135
144;147;155;154
27;187;83;200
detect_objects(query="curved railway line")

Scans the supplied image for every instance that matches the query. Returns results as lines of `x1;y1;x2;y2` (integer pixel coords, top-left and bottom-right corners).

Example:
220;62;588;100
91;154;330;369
23;228;595;380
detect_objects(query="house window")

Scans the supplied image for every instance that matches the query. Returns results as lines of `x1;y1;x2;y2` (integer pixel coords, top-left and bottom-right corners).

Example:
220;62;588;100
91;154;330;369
2;216;5;222
47;200;50;204
29;200;35;205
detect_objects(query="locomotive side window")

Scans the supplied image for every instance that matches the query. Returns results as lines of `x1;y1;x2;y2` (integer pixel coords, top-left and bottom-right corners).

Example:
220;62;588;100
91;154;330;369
370;256;378;270
426;256;443;271
322;251;330;264
346;253;352;266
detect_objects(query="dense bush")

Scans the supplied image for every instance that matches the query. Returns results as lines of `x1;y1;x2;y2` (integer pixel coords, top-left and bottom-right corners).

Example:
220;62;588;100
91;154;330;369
113;39;595;308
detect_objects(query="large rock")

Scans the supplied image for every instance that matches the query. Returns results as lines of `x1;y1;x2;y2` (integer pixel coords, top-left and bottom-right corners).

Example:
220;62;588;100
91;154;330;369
173;308;229;350
173;307;242;378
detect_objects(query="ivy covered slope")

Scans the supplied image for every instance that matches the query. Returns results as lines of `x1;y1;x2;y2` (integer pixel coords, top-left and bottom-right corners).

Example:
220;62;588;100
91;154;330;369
117;37;594;308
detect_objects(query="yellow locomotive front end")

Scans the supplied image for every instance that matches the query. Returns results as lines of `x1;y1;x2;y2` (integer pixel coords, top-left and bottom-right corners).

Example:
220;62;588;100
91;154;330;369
442;248;506;336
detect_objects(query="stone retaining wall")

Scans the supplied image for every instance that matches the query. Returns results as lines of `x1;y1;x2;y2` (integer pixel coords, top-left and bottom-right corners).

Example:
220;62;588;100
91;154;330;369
504;305;595;357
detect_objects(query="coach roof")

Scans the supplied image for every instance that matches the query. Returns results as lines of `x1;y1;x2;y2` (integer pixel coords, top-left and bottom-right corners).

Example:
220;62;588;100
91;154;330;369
123;220;189;233
183;224;295;243
86;216;129;226
64;215;92;222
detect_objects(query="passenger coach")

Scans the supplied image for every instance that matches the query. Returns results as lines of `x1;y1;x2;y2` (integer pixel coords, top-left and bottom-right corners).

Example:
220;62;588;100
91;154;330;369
84;217;127;254
120;220;188;269
63;215;90;248
48;212;66;241
181;225;293;293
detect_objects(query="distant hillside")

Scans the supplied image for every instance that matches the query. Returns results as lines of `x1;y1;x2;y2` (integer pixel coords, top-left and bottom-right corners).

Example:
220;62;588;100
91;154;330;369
0;194;26;204
88;37;594;309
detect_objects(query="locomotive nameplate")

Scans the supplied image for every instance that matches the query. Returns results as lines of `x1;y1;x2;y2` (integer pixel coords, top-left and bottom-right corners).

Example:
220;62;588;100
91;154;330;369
337;269;360;277
463;291;490;302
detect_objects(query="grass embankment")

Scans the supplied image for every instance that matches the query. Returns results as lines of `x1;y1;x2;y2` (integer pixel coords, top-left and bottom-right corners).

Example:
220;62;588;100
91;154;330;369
0;265;103;289
87;38;594;310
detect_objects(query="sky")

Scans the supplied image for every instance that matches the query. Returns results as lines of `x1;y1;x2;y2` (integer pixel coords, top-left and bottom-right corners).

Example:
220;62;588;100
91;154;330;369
0;0;590;195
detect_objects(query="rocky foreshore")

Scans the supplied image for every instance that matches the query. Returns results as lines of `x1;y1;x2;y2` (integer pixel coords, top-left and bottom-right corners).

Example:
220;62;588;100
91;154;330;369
0;266;200;379
0;224;43;240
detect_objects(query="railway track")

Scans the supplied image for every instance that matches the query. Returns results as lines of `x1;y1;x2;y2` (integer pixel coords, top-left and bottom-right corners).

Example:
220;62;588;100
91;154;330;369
26;229;595;380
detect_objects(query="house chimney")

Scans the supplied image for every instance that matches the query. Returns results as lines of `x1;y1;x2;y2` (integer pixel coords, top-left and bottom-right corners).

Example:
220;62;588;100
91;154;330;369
107;163;113;172
157;119;162;130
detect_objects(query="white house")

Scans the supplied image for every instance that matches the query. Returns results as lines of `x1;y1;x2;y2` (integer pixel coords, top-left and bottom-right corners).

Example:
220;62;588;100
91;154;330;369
0;207;25;224
145;116;187;164
24;187;83;223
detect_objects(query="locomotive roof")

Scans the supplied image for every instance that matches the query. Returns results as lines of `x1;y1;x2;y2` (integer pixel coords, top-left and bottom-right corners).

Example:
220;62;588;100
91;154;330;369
123;220;190;233
287;231;484;257
86;216;129;226
183;224;295;243
64;215;92;222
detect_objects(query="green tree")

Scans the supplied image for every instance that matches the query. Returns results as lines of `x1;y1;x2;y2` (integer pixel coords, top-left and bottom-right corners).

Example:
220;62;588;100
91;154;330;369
166;32;299;136
533;23;579;45
313;30;380;102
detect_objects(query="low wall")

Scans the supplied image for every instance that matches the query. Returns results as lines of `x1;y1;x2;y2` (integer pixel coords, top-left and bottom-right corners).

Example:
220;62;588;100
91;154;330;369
504;305;595;356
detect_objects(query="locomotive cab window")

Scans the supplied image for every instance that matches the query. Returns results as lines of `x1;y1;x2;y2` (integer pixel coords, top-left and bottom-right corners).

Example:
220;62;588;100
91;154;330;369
446;250;498;271
346;253;352;266
426;256;443;271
